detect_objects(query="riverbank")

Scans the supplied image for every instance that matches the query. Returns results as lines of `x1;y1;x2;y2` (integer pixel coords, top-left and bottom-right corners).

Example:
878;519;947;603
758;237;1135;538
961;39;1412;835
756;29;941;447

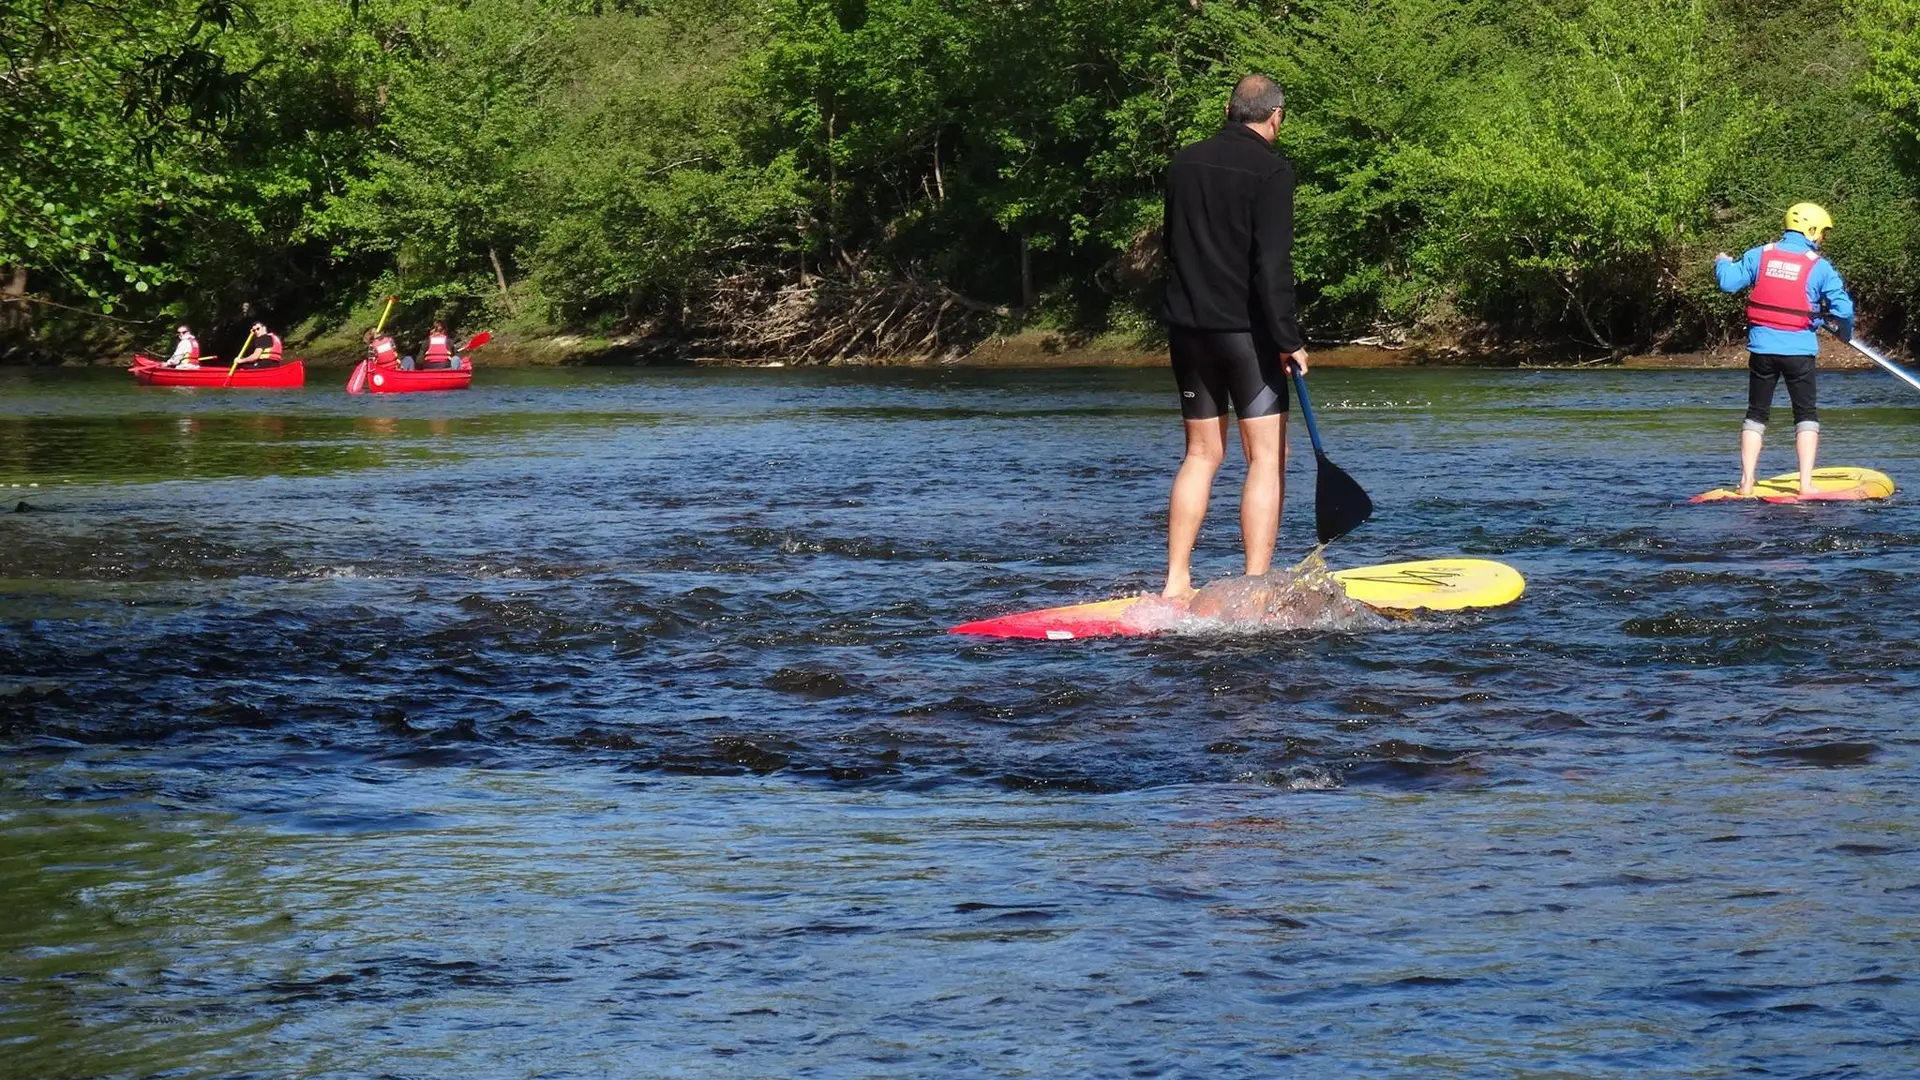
25;325;1886;370
277;328;1886;371
945;331;1884;370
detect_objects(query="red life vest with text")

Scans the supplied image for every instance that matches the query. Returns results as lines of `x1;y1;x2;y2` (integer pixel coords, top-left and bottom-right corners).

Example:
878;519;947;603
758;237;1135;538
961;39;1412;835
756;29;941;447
373;335;397;364
424;332;451;363
1746;245;1821;331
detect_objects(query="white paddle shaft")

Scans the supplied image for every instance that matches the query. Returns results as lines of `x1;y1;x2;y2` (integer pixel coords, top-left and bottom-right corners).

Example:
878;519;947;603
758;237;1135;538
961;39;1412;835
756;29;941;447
1846;338;1920;394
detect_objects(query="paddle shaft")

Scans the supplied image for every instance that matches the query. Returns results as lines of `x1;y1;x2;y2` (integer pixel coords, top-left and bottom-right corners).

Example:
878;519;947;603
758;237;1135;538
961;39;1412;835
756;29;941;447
345;297;400;395
1289;367;1328;456
1845;337;1920;394
1286;363;1375;543
222;330;256;386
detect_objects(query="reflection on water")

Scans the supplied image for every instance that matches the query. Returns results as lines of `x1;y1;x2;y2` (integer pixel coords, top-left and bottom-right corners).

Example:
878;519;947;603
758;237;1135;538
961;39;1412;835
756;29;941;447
0;792;280;1080
3;766;1913;1078
2;364;1919;1076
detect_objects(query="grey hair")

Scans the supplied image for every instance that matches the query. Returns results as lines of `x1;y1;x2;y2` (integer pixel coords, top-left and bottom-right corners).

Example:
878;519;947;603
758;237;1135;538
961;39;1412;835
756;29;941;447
1226;74;1285;123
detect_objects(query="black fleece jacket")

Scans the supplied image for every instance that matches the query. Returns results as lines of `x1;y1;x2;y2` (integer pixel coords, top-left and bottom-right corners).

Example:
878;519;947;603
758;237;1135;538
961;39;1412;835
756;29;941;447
1161;124;1302;352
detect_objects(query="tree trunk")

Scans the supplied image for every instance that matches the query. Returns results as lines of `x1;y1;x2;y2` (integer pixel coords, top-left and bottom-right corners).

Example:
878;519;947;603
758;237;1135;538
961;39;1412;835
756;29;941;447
827;107;839;255
0;265;26;331
488;245;515;314
1019;235;1034;312
932;130;945;202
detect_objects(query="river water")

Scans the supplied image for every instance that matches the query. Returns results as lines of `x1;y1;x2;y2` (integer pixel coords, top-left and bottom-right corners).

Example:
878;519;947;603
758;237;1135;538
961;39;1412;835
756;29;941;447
2;364;1916;1078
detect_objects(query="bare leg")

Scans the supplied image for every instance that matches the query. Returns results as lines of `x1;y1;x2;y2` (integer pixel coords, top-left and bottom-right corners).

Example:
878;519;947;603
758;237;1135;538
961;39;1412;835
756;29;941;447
1237;414;1285;577
1165;416;1229;598
1738;427;1762;495
1796;426;1819;493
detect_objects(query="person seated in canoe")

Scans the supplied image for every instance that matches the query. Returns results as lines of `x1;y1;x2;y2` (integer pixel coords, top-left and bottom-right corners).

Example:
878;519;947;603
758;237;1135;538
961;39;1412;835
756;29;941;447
232;322;285;368
364;327;400;368
418;321;455;369
164;324;202;368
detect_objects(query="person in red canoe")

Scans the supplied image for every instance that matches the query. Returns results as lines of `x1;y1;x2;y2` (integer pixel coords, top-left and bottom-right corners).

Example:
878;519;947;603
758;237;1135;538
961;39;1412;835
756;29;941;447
164;324;202;368
232;322;285;368
419;321;455;369
364;326;400;367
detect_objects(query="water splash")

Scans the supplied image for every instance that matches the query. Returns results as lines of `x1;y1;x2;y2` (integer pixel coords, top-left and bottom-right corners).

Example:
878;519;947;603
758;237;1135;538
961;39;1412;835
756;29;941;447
1124;549;1388;635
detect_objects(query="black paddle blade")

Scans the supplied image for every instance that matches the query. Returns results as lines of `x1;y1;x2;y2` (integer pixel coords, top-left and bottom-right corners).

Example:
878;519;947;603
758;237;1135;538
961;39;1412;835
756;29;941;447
1313;449;1374;544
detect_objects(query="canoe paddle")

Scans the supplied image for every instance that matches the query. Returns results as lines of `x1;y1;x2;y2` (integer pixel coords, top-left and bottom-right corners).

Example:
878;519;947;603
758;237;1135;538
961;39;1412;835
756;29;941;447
220;330;256;387
346;295;399;395
453;330;491;367
1289;366;1374;544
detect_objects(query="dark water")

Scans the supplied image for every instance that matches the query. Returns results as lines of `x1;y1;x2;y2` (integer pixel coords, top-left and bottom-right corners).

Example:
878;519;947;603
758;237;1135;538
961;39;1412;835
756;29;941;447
2;364;1917;1078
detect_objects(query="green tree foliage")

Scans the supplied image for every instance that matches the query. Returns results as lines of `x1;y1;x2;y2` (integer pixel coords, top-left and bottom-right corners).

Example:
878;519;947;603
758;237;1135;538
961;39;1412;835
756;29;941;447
1843;0;1920;333
310;0;563;316
1271;0;1508;331
513;6;805;323
1;0;252;316
1857;0;1920;137
763;0;1269;316
1421;0;1757;348
8;0;1920;358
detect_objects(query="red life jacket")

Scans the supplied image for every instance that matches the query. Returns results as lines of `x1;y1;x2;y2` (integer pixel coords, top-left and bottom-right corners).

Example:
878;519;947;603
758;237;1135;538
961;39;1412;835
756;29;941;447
424;332;451;363
183;334;200;360
264;333;283;361
1746;244;1822;331
373;335;398;364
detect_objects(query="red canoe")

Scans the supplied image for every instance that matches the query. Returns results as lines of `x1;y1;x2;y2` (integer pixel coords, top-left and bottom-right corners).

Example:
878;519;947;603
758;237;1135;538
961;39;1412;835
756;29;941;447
130;354;306;388
350;362;474;394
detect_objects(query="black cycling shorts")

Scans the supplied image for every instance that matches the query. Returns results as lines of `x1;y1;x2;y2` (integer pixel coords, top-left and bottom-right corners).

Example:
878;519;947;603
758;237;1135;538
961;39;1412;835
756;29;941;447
1169;327;1288;420
1746;352;1817;427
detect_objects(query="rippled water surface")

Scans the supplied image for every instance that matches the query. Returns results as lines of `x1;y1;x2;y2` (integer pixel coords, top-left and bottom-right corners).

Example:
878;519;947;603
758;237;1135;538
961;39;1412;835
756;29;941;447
3;364;1917;1078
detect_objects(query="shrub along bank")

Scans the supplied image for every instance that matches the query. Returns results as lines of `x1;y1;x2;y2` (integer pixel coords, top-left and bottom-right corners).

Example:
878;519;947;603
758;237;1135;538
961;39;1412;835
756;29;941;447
5;0;1920;362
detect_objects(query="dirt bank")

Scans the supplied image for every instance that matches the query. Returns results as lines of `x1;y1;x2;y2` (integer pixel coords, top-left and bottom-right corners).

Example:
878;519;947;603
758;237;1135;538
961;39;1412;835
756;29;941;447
933;332;1885;371
56;324;1893;371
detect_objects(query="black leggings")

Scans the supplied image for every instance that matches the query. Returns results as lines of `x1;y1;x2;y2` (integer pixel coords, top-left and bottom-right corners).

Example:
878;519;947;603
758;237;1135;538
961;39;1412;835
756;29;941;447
1746;353;1818;428
1169;328;1288;420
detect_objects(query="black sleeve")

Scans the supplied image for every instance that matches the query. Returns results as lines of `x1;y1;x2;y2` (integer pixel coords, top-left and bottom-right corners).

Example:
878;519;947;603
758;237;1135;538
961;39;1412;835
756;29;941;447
1161;166;1175;280
1251;160;1303;352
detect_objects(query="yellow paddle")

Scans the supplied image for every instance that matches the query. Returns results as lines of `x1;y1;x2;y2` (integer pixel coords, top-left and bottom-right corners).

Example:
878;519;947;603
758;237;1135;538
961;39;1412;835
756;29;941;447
221;330;256;387
348;296;400;395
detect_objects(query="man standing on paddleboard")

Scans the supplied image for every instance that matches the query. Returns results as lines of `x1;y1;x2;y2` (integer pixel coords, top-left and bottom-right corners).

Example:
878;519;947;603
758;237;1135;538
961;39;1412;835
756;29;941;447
1716;203;1854;496
1159;73;1308;599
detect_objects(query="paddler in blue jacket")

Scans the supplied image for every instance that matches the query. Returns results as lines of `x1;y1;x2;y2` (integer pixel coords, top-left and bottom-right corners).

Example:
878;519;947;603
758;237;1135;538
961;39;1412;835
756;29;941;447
1715;203;1854;496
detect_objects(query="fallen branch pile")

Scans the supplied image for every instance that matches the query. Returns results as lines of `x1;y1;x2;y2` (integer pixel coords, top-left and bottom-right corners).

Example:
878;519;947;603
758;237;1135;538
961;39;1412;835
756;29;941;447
690;260;1012;364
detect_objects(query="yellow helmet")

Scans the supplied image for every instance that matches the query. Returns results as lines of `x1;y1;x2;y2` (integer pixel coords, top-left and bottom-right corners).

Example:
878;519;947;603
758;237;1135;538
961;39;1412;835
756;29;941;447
1784;202;1833;242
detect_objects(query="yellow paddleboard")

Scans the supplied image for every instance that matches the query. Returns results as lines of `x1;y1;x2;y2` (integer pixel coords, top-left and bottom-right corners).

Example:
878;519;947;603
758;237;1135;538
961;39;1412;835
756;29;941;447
1331;558;1527;612
1690;467;1894;504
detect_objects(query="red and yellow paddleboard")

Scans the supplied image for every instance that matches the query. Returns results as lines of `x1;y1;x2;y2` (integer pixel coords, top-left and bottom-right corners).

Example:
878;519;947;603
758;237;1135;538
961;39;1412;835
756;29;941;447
1690;466;1894;504
950;558;1525;641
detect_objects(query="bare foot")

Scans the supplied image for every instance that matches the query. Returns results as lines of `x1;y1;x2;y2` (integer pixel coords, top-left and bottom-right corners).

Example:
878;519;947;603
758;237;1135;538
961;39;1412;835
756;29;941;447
1160;583;1196;601
1735;479;1755;496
